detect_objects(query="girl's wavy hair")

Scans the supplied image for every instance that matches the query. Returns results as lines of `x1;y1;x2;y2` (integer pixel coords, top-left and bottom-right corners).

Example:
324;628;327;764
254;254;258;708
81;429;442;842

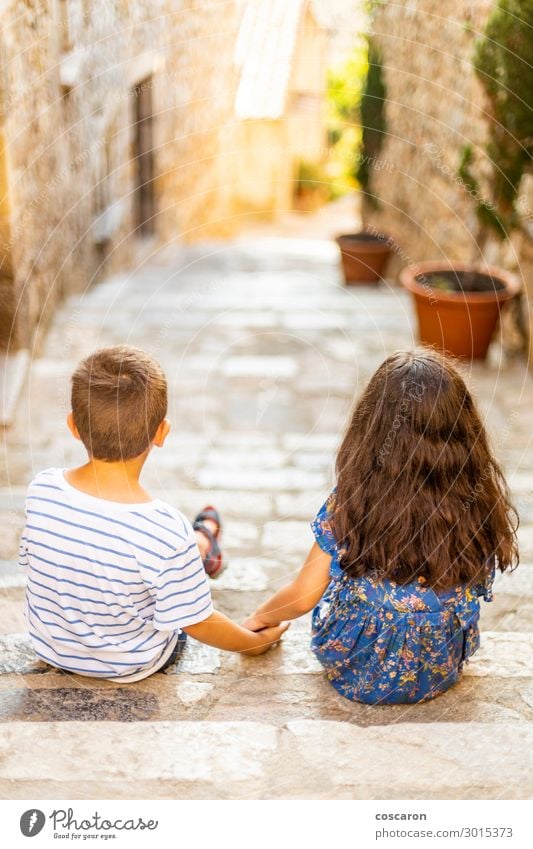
331;349;518;588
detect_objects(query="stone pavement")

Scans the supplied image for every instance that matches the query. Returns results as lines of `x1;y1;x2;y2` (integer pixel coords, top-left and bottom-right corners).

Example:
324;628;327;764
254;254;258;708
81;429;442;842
1;236;532;799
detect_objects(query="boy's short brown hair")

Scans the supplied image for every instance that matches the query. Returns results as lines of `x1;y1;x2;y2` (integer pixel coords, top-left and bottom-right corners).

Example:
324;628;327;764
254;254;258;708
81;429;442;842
71;346;168;462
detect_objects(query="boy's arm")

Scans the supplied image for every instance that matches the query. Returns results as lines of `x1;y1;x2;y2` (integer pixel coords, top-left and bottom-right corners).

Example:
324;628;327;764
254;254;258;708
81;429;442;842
243;542;331;631
153;532;288;656
183;609;289;656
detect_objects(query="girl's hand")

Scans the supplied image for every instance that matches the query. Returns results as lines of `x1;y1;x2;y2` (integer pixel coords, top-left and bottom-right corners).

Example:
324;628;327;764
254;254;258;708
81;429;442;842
242;622;290;656
242;612;278;632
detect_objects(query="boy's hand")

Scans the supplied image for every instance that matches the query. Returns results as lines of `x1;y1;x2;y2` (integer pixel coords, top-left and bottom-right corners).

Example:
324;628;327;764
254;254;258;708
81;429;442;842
242;622;290;656
242;612;279;632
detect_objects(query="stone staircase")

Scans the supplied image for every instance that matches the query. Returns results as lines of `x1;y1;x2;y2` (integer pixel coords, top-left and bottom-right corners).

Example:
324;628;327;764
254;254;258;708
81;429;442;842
1;238;532;799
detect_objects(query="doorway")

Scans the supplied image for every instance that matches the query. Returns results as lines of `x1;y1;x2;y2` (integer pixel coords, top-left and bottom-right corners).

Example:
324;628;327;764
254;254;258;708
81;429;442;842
132;78;155;236
0;124;15;350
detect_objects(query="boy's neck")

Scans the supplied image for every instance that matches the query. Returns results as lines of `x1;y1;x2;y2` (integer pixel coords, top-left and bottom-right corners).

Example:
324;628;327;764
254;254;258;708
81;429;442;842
64;455;153;503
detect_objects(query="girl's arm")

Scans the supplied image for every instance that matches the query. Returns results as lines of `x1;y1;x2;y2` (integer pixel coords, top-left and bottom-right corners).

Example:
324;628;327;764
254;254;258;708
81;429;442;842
243;542;331;631
183;609;289;656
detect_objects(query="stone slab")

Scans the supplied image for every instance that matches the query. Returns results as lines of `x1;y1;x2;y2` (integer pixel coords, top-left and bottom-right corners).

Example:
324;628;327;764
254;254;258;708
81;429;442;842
282;433;340;452
197;468;327;491
482;570;533;631
494;568;533;595
261;520;314;552
291;451;334;472
463;632;533;677
222;521;260;549
480;601;533;633
275;492;325;520
0;687;160;722
518;526;533;558
280;312;353;330
176;681;214;706
213;433;278;447
0;489;26;509
0;560;26;588
0;600;26;633
508;472;533;494
207;674;533;725
205;449;288;469
4;718;528;798
0;721;279;783
0;512;25;559
213;558;271;592
284;720;533;798
221;356;298;378
148;489;274;520
0;634;48;675
166;641;221;675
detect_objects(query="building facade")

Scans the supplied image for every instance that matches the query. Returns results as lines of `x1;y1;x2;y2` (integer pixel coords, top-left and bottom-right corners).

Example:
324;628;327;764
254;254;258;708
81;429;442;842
223;0;329;217
0;0;241;356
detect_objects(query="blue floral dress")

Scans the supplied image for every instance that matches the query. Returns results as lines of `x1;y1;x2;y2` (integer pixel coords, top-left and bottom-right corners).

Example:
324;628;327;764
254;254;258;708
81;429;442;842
310;492;494;704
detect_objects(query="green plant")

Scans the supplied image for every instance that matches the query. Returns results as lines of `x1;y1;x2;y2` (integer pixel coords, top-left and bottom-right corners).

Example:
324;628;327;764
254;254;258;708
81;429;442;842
464;0;533;240
294;160;334;204
326;41;367;194
458;144;508;238
356;39;387;204
327;44;367;124
325;1;388;202
295;160;324;194
428;275;456;293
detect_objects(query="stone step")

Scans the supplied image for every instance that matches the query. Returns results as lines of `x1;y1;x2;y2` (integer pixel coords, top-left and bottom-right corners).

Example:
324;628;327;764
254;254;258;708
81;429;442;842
0;666;530;726
197;468;328;491
0;561;25;588
3;559;532;612
0;487;27;508
1;626;531;686
4;232;533;803
0;658;531;727
3;587;532;639
0;719;530;799
481;568;533;631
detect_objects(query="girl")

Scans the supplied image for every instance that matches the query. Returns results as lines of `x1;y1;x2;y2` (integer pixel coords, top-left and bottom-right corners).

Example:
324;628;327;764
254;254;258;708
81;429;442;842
244;349;518;704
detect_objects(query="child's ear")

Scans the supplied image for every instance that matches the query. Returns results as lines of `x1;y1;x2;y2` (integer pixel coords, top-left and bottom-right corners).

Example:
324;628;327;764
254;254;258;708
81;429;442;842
153;418;171;448
66;412;81;441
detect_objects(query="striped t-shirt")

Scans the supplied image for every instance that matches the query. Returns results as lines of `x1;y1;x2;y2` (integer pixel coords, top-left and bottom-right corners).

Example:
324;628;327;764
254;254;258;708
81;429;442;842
19;467;213;682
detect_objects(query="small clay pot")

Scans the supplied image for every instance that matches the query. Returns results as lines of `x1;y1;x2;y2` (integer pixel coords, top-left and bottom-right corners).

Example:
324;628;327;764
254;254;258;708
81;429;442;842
400;261;520;360
336;232;394;284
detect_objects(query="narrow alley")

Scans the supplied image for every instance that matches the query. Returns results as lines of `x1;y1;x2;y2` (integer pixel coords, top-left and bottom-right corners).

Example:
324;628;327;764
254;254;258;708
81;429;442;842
1;235;532;799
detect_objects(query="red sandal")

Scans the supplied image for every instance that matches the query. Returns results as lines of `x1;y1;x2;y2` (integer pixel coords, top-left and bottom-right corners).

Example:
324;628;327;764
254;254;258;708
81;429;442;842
193;505;225;578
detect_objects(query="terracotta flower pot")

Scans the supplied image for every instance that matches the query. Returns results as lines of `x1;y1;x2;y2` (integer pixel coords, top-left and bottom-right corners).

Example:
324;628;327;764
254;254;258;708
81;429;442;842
336;232;394;284
400;262;520;360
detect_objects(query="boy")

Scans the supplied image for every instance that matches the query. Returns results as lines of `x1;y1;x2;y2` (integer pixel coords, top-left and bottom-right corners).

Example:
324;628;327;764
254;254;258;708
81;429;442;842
19;345;288;681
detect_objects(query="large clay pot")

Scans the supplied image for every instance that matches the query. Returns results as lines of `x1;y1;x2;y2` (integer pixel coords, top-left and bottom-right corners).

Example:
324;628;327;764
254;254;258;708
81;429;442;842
336;232;394;284
400;261;520;360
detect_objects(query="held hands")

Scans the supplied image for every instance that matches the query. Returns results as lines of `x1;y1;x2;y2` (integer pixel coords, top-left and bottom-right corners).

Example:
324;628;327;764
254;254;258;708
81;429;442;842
242;620;289;656
243;612;280;632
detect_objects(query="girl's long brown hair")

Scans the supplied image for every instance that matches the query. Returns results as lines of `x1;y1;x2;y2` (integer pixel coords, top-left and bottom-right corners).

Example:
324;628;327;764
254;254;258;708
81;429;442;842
331;349;518;588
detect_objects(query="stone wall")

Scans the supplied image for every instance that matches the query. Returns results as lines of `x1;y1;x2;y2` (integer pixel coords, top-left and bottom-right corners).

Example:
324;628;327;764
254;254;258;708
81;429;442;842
363;0;532;355
156;1;241;242
1;0;71;350
0;0;241;352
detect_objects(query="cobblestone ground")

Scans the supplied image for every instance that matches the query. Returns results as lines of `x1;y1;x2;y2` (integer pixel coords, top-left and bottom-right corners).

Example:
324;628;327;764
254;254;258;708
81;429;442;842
1;236;532;799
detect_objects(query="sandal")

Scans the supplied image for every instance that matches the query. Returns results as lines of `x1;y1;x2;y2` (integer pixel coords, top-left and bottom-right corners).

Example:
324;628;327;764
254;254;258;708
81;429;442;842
193;505;225;578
